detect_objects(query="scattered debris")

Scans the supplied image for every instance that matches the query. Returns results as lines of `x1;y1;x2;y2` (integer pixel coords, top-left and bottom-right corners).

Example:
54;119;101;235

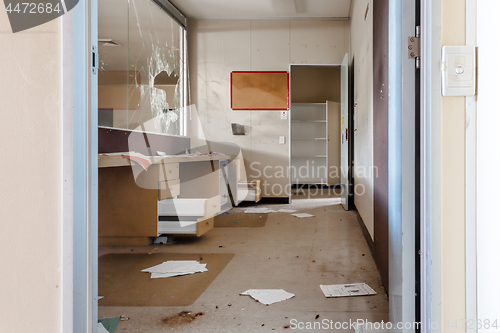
228;303;232;306
312;260;316;263
315;315;320;319
98;296;104;300
244;208;276;214
291;213;315;218
277;209;297;213
119;316;129;321
262;324;265;326
362;254;365;256
97;323;109;333
216;305;218;309
161;311;204;326
240;289;295;305
320;283;377;298
98;316;121;333
142;260;207;279
284;325;291;329
219;245;224;248
296;256;299;258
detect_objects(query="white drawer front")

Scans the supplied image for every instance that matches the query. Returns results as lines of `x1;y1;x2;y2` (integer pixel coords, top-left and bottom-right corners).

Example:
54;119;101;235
158;198;206;216
161;162;180;181
158;195;220;219
157;221;197;235
204;195;220;219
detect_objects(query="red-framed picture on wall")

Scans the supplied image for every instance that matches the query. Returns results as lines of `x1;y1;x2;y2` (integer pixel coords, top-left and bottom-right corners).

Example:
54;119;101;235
230;71;289;110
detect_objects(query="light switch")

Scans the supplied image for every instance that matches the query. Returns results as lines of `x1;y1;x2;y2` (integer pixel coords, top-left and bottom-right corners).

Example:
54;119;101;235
441;46;476;96
279;136;286;144
281;111;288;120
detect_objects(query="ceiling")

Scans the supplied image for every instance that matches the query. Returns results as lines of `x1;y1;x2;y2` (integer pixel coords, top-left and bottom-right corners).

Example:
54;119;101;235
169;0;352;19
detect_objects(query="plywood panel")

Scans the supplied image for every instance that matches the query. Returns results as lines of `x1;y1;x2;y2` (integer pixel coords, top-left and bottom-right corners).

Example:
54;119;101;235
231;71;289;110
291;66;340;103
98;166;157;237
98;85;141;110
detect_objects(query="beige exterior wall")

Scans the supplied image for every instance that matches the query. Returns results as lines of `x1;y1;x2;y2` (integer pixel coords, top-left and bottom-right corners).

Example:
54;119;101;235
188;19;349;197
0;8;63;333
441;0;467;331
349;0;374;238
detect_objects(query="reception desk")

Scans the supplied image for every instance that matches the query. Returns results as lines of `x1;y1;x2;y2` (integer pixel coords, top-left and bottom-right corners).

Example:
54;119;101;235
98;153;231;246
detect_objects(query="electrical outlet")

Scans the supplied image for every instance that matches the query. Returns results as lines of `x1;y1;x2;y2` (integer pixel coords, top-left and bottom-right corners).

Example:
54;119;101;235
279;136;286;144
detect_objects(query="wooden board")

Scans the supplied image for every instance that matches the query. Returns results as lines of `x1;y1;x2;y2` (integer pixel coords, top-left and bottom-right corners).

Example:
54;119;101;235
231;71;289;110
98;166;158;238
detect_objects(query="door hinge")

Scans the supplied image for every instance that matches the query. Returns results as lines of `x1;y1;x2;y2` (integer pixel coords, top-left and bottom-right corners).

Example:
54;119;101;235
408;26;421;69
91;45;99;75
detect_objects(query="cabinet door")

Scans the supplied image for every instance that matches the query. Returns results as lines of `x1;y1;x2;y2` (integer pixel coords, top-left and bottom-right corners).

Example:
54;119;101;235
340;53;351;210
327;100;341;186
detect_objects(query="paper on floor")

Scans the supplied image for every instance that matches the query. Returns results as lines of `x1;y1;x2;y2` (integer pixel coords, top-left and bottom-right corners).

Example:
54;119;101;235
244;208;276;214
291;213;315;218
277;209;297;213
142;260;208;279
320;283;377;298
97;322;109;333
141;261;206;273
150;267;208;279
240;289;295;305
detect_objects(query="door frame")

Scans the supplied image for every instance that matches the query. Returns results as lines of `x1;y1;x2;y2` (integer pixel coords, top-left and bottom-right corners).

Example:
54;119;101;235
388;0;419;330
420;0;443;331
63;0;99;332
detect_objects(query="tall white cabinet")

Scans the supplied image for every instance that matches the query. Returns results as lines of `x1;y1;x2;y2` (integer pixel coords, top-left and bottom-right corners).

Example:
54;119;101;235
290;65;341;185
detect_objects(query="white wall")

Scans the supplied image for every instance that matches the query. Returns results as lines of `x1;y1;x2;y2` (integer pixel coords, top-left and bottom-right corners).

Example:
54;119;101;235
0;8;63;333
349;0;374;237
441;0;467;330
188;19;349;197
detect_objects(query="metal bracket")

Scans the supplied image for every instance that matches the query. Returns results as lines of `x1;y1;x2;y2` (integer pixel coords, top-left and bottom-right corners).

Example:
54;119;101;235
408;26;421;68
91;45;99;75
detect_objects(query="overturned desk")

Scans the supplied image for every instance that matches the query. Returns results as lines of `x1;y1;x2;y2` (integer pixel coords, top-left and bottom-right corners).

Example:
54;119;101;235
98;152;230;246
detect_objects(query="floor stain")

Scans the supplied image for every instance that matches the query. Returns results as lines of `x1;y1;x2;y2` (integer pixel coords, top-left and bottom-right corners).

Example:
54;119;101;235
161;311;204;326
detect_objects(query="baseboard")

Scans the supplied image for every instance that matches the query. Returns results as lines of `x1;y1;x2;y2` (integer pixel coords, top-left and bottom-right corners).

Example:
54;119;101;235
354;205;375;257
354;206;388;295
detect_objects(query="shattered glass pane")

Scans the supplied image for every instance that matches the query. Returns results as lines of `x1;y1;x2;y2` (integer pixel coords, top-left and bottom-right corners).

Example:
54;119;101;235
98;0;185;135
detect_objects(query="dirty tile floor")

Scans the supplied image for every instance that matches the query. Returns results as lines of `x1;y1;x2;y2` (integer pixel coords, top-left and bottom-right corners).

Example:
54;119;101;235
99;187;388;332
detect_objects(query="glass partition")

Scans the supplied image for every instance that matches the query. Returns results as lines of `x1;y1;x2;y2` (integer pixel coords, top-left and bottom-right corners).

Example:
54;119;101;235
98;0;186;135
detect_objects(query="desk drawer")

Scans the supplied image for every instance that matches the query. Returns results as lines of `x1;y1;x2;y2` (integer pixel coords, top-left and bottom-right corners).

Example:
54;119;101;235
157;217;214;236
158;179;180;200
157;220;197;235
158;195;221;219
161;162;179;180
